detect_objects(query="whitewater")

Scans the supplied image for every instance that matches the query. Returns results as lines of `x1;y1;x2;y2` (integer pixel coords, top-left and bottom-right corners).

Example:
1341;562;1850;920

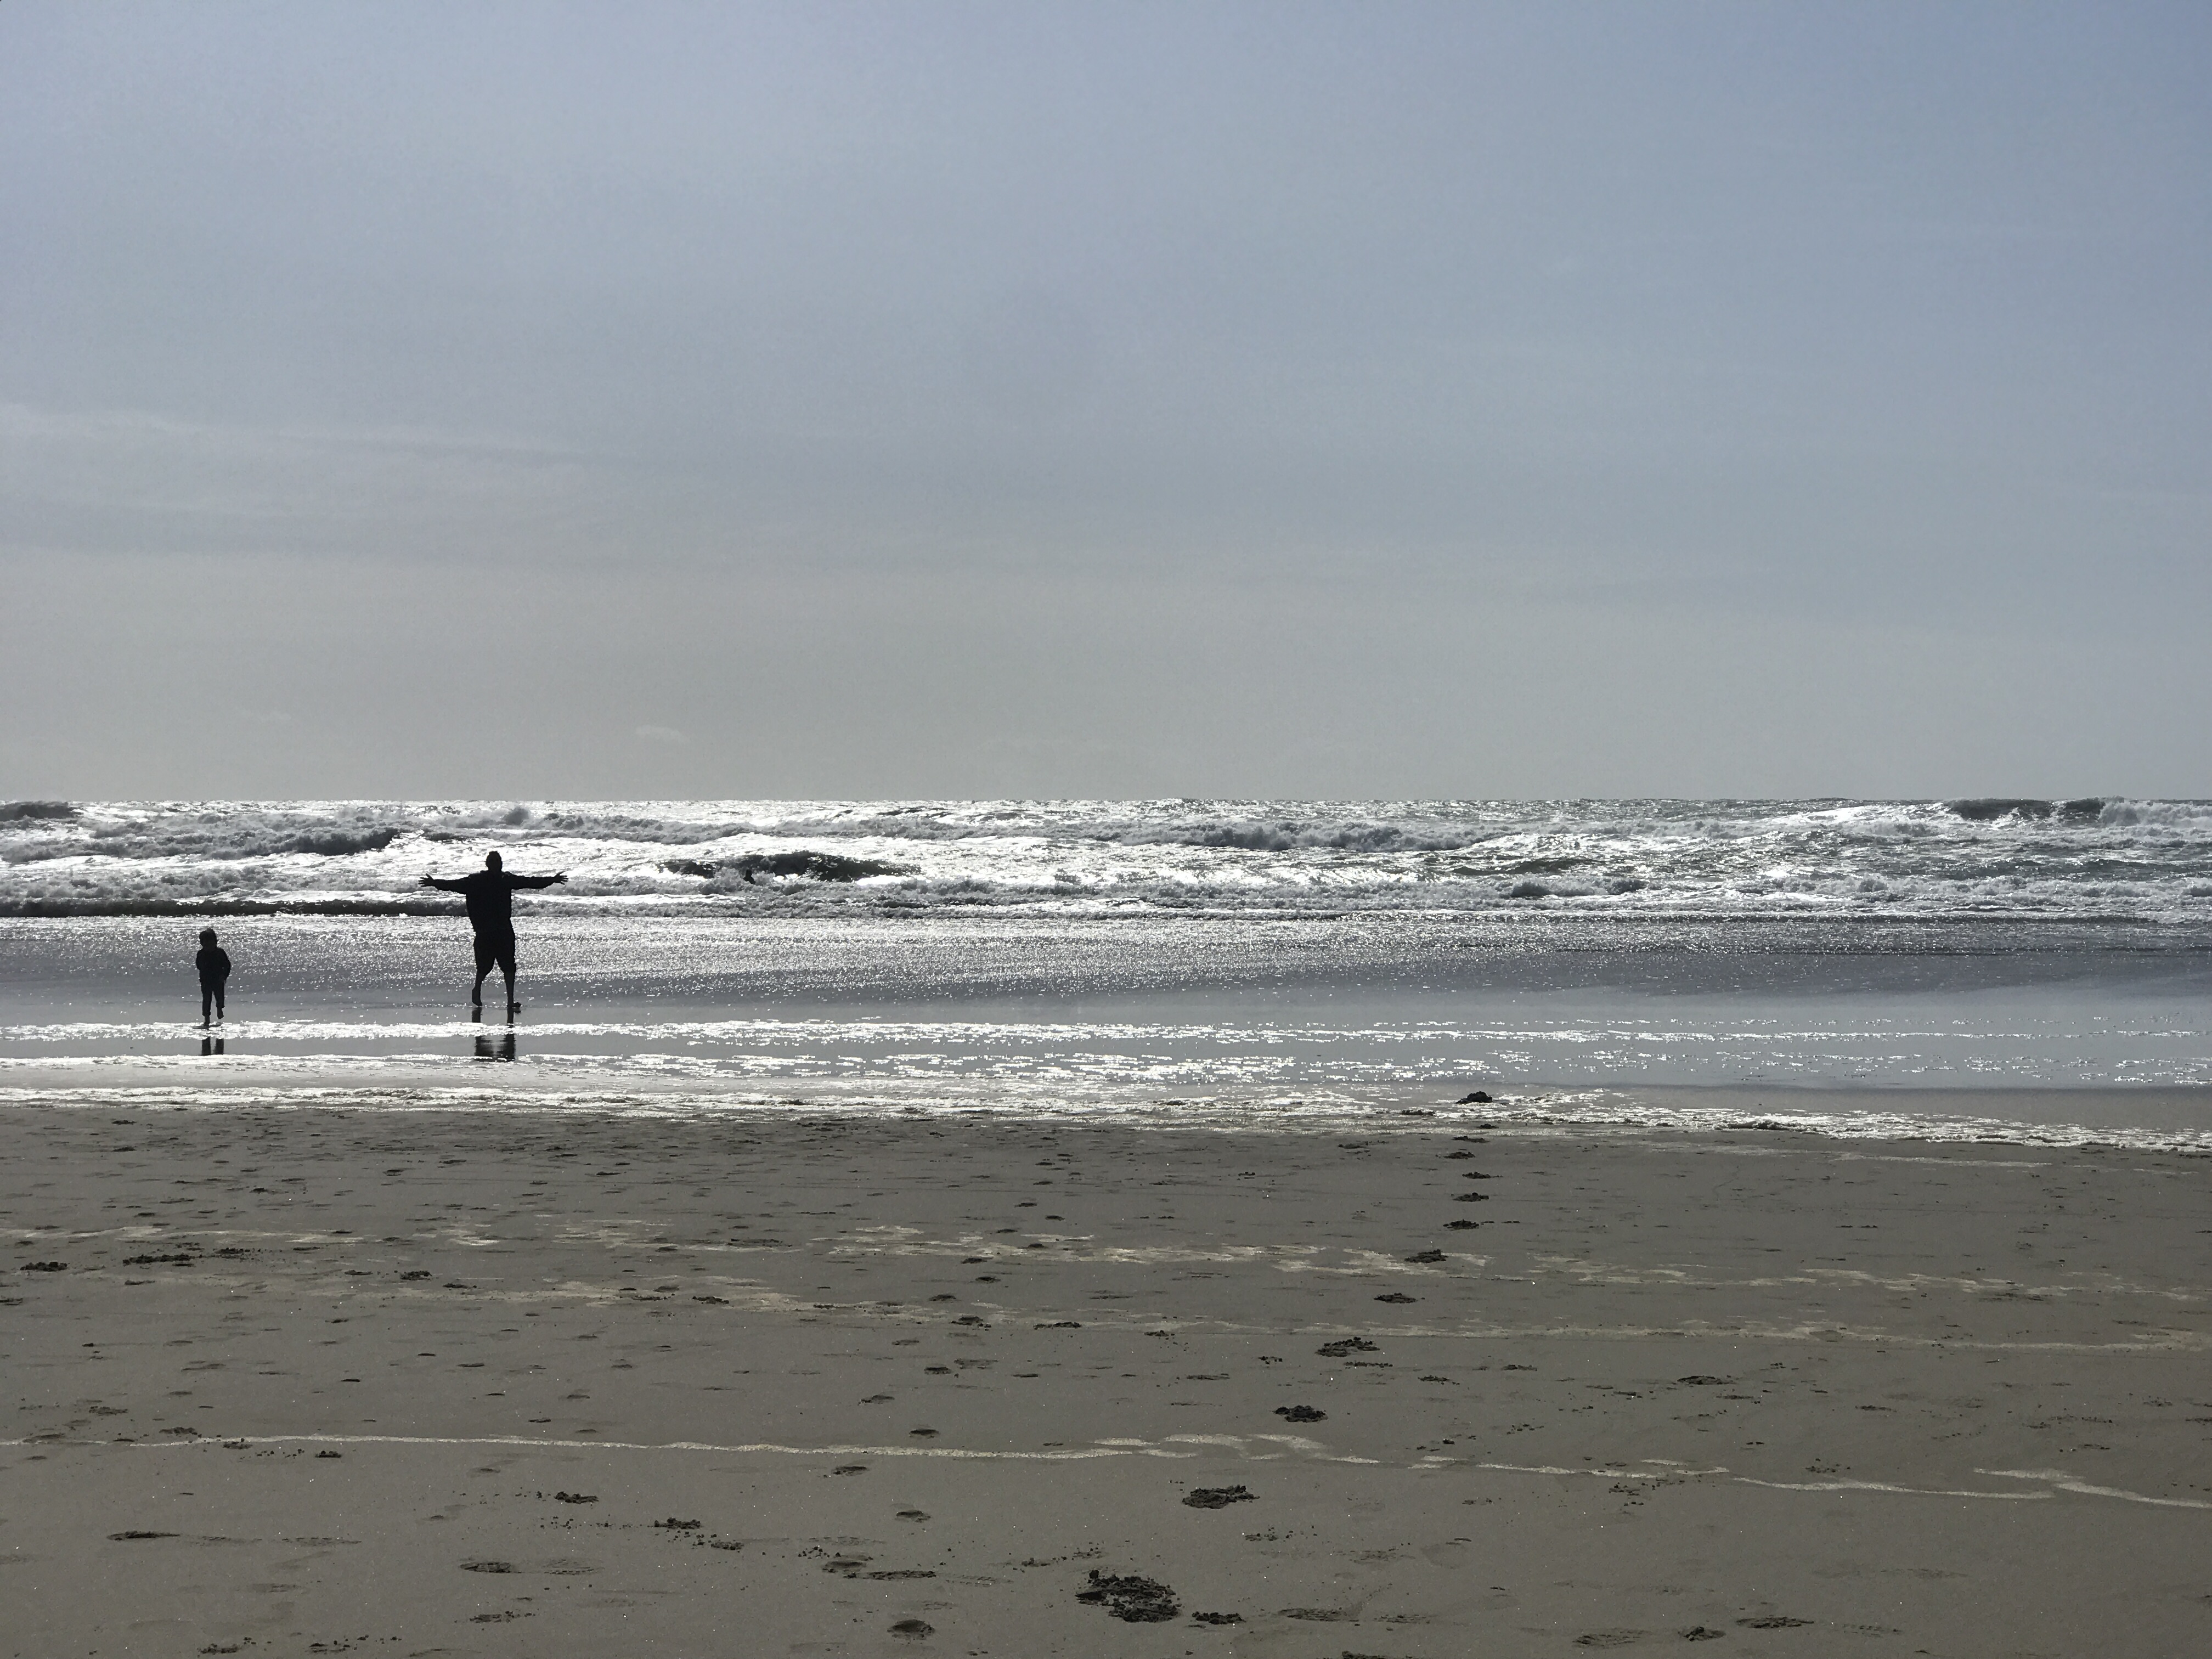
8;795;2212;920
4;798;2209;1146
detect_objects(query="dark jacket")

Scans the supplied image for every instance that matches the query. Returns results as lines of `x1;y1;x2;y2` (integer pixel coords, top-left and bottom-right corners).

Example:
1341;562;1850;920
425;870;562;931
195;946;231;984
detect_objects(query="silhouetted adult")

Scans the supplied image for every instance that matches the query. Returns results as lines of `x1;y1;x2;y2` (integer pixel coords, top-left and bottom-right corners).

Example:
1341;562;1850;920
419;850;567;1011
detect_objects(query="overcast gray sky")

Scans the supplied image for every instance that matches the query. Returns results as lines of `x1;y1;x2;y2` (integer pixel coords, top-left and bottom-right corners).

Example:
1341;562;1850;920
4;1;2208;800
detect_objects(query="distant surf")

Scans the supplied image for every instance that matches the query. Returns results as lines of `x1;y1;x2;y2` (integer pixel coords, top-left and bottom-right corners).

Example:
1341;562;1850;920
8;797;2212;922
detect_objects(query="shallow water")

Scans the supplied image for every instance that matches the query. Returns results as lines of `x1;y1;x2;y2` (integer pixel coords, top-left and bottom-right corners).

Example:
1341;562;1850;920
4;911;2207;1148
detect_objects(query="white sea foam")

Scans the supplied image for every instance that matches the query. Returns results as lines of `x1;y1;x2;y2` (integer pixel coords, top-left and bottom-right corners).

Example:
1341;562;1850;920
9;797;2212;921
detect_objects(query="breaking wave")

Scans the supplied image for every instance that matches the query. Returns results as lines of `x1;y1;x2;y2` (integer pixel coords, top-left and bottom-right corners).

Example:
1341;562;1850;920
5;797;2212;924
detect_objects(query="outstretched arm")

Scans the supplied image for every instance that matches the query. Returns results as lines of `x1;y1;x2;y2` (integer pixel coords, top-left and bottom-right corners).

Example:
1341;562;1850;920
418;875;468;892
511;872;568;890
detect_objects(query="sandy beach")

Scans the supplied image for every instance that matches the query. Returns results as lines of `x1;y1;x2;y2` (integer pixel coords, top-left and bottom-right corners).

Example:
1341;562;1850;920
5;1094;2209;1657
16;0;2212;1645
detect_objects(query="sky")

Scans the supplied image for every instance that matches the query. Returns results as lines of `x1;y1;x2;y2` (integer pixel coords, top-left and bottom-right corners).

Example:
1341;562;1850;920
4;0;2209;801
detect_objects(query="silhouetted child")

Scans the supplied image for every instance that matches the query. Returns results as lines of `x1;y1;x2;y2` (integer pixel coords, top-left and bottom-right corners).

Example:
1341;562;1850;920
195;927;231;1026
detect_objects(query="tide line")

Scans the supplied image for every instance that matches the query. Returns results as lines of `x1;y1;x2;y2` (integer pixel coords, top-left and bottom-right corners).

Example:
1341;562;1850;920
1735;1476;2047;1502
5;1432;1138;1461
10;1436;2210;1509
1977;1468;2212;1510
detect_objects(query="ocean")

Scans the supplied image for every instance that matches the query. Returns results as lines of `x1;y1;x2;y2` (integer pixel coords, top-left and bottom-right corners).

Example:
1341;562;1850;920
4;797;2209;1146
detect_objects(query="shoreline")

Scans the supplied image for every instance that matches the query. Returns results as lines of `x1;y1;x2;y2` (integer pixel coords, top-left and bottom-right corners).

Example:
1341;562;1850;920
3;1079;2208;1156
7;1097;2209;1654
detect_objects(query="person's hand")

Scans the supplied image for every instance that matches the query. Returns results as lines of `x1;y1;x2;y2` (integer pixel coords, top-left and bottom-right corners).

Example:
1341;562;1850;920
554;872;568;883
417;874;436;887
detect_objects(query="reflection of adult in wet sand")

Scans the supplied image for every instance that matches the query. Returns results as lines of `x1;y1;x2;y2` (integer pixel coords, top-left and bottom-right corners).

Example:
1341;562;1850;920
419;851;566;1011
471;1007;518;1062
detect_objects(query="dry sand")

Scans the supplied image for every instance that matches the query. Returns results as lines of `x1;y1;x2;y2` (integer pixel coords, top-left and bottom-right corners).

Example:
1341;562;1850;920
4;1097;2210;1657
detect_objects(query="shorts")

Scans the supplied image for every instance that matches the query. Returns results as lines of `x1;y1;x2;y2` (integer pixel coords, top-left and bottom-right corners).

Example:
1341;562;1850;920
472;926;517;977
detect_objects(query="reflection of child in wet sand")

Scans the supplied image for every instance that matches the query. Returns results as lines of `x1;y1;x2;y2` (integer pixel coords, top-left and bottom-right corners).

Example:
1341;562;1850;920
195;928;231;1026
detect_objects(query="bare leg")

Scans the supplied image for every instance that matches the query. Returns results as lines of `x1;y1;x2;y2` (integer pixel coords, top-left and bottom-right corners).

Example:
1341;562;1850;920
470;970;487;1007
503;967;517;1013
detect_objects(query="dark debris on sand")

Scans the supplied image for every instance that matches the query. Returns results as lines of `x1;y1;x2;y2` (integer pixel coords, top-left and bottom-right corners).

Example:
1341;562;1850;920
1274;1404;1327;1422
1182;1485;1256;1509
1077;1570;1181;1622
